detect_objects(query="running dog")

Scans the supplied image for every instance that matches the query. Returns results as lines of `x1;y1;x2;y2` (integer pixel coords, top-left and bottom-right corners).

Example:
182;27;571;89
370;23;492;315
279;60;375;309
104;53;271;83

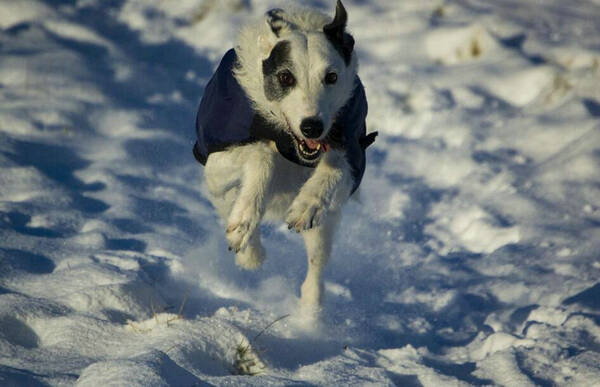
193;0;376;311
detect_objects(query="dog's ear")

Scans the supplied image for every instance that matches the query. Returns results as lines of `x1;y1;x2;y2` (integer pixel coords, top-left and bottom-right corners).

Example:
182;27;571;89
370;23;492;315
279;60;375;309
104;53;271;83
265;8;288;38
323;0;354;65
259;9;291;56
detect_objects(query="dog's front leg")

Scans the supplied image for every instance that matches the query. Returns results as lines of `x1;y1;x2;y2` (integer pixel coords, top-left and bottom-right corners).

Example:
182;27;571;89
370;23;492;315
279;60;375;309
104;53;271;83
286;149;353;232
226;143;274;268
286;150;352;310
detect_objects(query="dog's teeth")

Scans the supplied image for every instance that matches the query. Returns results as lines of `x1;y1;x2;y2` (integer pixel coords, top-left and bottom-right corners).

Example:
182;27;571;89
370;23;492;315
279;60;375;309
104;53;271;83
296;137;323;159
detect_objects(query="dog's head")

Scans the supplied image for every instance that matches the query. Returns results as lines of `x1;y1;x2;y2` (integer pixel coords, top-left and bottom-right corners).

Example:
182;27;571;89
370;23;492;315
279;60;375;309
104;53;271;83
259;1;358;163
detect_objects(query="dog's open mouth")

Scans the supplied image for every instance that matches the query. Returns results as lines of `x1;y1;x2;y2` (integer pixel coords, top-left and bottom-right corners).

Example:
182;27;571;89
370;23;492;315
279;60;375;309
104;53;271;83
281;114;330;163
293;134;330;161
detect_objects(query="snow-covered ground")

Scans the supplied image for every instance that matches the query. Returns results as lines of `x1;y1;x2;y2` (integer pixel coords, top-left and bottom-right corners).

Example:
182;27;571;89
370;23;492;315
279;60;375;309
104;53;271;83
1;0;599;385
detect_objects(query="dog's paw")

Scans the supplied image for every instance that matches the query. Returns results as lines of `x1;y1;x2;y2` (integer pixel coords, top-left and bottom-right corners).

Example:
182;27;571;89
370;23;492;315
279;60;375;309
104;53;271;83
226;206;259;253
286;195;326;232
235;242;265;270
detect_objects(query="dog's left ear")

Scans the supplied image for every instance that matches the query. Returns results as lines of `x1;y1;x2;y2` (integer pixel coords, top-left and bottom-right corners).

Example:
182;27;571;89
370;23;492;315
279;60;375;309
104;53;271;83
323;0;355;65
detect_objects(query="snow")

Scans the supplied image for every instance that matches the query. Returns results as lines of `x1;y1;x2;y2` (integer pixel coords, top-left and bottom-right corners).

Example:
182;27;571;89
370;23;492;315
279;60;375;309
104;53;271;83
1;0;599;386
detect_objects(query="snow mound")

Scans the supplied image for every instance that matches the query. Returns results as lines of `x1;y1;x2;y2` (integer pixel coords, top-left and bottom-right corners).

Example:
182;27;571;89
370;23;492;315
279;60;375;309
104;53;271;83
76;350;203;387
427;204;520;254
425;24;502;65
484;65;562;107
0;0;55;29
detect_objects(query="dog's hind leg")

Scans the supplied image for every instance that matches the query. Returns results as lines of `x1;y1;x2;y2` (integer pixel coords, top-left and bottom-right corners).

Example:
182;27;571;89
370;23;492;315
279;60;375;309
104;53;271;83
300;210;341;310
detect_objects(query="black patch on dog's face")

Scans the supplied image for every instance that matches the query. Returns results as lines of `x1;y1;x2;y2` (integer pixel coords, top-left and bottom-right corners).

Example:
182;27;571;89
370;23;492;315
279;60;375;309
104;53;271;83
262;41;294;101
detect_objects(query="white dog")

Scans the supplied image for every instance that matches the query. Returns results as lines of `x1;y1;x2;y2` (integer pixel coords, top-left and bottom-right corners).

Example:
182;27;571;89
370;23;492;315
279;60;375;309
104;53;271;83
193;1;376;311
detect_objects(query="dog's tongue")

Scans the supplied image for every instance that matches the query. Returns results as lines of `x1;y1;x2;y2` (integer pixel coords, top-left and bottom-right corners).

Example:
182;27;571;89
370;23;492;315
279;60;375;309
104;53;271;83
305;139;330;152
305;139;319;150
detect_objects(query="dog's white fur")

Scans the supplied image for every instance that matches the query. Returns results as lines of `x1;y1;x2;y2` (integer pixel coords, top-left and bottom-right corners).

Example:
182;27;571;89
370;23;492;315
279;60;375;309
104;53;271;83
204;3;359;311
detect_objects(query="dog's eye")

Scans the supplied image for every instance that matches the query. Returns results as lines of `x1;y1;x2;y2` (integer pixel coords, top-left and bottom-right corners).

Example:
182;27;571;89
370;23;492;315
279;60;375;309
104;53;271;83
324;72;338;85
277;70;296;87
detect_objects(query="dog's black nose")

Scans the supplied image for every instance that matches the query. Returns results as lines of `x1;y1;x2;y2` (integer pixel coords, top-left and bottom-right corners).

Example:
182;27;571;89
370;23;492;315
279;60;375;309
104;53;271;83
300;117;324;139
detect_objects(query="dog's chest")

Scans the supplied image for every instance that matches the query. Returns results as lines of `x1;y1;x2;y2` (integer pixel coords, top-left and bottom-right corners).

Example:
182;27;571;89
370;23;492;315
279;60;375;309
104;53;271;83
205;143;312;196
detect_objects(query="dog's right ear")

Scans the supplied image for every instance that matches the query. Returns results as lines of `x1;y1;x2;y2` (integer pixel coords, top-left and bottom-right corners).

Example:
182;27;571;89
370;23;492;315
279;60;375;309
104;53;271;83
259;9;289;57
265;8;288;38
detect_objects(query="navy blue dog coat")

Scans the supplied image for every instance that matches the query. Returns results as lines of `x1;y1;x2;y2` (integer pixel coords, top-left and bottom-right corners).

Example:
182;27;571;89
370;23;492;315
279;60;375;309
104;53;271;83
194;48;376;193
